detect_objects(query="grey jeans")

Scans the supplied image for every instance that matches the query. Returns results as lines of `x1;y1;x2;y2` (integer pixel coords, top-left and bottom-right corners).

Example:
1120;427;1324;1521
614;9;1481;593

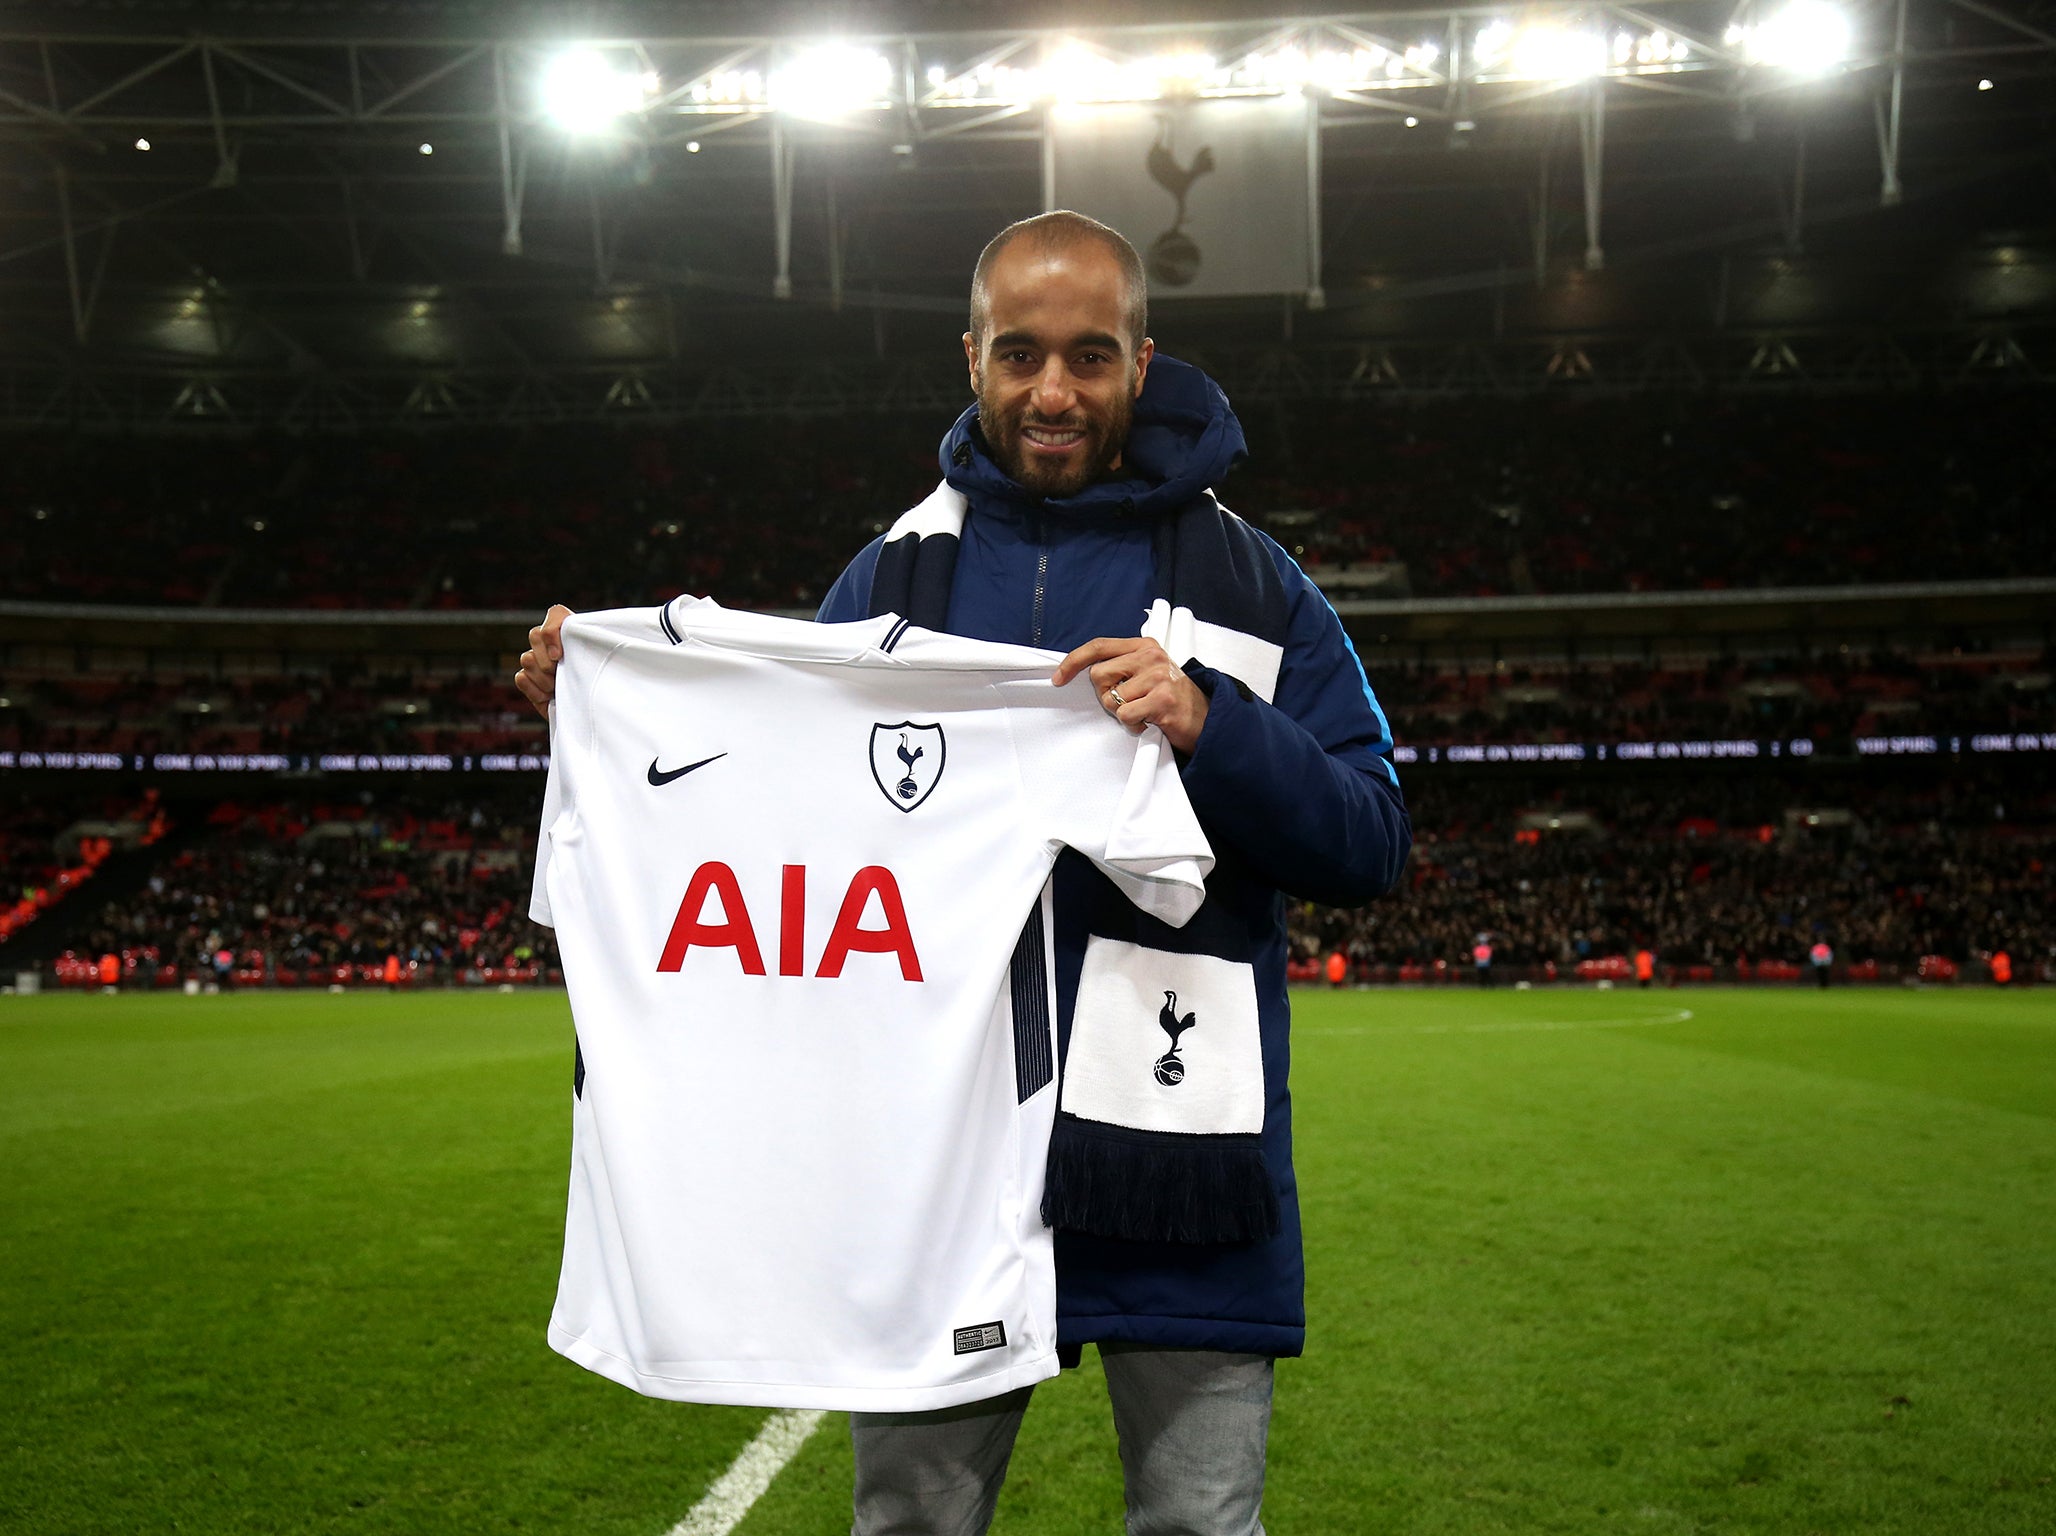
849;1344;1273;1536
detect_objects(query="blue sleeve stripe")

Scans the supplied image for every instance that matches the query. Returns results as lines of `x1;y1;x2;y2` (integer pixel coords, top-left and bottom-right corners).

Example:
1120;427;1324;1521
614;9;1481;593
1267;534;1402;787
1327;600;1401;786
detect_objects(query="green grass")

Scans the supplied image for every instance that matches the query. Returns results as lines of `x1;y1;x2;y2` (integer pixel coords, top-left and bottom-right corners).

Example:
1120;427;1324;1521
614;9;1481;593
3;987;2052;1534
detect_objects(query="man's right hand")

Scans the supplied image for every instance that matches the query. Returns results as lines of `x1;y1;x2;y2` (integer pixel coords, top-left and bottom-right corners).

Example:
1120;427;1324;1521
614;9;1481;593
516;605;574;720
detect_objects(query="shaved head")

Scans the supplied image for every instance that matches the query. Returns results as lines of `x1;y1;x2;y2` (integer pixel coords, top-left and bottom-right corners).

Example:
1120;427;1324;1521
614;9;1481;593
968;211;1148;357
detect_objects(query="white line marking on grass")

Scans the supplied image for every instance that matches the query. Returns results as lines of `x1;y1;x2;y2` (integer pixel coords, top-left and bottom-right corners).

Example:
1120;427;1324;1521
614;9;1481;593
663;1408;824;1536
1311;1007;1694;1037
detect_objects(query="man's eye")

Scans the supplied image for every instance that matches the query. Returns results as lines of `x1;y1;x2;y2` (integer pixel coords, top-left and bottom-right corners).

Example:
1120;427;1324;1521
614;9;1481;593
1076;353;1108;366
1003;350;1035;365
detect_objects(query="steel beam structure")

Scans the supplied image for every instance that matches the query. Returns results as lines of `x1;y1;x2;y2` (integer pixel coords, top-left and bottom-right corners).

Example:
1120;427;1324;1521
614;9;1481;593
0;2;2049;403
2;5;2047;139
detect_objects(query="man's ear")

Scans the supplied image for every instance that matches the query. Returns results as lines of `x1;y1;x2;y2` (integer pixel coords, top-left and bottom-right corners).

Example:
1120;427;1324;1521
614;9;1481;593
962;331;981;392
1131;337;1155;398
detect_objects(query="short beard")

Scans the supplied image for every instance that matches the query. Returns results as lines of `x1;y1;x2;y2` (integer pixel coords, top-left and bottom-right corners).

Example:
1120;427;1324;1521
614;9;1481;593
976;377;1133;499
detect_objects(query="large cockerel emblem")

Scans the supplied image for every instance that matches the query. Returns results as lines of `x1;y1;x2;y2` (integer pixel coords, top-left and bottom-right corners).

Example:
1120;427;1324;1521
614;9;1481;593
1153;989;1197;1086
1145;117;1216;288
869;722;947;813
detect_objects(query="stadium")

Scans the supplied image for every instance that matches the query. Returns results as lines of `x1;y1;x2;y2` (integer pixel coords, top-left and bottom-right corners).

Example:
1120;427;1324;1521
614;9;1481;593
3;0;2052;1531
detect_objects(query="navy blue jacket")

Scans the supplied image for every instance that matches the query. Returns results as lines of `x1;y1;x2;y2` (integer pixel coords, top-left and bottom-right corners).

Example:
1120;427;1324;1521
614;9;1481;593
819;356;1410;1356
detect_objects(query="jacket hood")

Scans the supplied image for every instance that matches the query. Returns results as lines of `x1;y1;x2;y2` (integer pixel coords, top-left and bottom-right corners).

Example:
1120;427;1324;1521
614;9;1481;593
939;353;1248;520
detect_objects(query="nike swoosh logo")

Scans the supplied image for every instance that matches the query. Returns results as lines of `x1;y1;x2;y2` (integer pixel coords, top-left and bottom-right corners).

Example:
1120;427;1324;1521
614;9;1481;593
647;753;727;787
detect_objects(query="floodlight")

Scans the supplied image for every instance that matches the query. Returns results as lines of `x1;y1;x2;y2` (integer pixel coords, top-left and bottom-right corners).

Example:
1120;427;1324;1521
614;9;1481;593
134;137;151;151
689;69;764;106
686;140;702;152
1041;40;1122;102
1978;77;1995;90
417;142;434;155
769;46;893;116
1728;2;1854;72
541;48;655;133
1508;25;1610;82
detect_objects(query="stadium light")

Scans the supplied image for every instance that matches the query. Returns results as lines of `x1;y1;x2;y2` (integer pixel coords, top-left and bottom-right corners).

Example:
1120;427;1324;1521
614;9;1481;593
1726;2;1856;72
1474;20;1610;82
134;136;151;151
768;45;894;116
540;48;658;134
688;68;765;107
923;36;1450;105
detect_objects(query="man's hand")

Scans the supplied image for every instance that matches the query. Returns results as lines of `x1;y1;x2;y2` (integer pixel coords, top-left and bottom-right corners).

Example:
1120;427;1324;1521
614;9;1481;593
515;605;574;721
1053;637;1209;755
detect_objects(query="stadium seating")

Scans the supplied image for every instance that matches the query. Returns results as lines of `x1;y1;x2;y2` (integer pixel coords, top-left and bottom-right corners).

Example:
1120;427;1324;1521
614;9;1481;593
0;788;170;946
1288;768;2054;985
5;392;2051;612
5;645;2045;761
51;792;556;990
5;393;2050;992
20;768;2049;990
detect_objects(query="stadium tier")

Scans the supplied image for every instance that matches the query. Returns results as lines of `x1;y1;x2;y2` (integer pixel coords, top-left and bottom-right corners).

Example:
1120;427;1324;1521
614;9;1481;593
1291;766;2054;985
3;391;2051;992
47;791;556;991
17;761;2050;990
5;393;2053;612
2;643;2050;764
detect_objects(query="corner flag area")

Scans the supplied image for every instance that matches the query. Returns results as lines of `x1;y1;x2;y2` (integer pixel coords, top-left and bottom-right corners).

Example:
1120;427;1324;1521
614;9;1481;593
4;987;2050;1534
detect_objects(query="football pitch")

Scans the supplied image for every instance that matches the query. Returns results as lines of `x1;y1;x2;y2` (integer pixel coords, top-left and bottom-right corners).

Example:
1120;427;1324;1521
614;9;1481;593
3;987;2052;1535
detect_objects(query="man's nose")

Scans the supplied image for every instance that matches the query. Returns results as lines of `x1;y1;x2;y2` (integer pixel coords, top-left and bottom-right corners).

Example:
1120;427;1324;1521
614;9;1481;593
1032;359;1077;417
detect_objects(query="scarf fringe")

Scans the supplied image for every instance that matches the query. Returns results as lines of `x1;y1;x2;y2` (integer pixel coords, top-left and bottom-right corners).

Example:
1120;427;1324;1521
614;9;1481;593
1041;1113;1280;1246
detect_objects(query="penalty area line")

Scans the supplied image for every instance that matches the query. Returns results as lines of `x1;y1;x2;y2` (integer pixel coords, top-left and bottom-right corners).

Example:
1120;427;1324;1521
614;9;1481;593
664;1408;824;1536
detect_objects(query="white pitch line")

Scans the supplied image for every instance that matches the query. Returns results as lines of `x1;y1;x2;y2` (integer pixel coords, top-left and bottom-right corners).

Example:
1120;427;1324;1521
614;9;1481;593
664;1408;825;1536
1309;1007;1694;1037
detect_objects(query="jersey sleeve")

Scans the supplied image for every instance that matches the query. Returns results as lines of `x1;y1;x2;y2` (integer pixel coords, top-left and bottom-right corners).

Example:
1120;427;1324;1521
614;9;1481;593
532;601;703;926
999;678;1214;927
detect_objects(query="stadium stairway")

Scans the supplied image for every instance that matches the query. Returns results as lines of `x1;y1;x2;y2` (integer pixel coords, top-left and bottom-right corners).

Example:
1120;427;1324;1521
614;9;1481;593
2;810;210;979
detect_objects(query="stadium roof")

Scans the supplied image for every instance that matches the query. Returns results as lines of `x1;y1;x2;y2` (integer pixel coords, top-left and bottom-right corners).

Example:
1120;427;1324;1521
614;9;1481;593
2;0;2052;426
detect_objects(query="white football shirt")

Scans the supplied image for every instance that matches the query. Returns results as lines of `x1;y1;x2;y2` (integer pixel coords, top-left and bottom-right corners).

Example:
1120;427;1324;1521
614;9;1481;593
531;598;1213;1411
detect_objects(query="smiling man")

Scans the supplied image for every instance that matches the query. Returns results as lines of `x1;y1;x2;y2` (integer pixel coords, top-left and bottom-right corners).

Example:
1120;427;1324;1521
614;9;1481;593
966;220;1149;501
516;211;1411;1536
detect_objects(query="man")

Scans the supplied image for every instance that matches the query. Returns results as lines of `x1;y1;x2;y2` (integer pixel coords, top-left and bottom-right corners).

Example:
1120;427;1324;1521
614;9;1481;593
517;211;1410;1535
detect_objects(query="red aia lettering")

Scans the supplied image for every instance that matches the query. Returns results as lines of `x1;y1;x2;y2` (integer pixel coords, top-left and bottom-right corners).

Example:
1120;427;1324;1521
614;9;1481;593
656;863;922;982
815;866;924;982
778;864;806;978
656;862;765;975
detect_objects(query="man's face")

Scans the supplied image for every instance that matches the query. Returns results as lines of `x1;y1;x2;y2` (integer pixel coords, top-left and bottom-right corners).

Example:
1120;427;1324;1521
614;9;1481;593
965;241;1153;499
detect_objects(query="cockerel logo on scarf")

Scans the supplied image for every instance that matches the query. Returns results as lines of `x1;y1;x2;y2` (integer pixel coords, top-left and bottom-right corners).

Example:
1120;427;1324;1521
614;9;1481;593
869;723;946;813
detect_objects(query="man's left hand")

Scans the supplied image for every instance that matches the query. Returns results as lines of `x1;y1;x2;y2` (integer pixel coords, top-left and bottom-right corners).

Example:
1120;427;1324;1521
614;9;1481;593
1053;637;1209;755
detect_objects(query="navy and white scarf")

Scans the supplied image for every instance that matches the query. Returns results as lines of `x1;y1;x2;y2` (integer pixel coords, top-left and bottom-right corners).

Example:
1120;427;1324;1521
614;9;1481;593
870;480;1292;1246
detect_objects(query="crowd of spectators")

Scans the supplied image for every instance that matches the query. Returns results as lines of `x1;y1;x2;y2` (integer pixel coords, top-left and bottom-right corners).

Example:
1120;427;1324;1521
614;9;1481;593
1249;392;2055;596
1371;644;2051;748
59;793;555;989
1;420;931;615
4;390;2051;613
26;764;2051;990
0;668;540;760
1291;768;2054;980
5;643;2047;761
